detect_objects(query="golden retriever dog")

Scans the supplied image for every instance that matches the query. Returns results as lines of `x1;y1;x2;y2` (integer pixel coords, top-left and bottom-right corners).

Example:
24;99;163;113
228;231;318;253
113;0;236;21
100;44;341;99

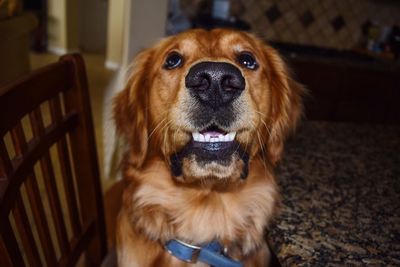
114;28;303;267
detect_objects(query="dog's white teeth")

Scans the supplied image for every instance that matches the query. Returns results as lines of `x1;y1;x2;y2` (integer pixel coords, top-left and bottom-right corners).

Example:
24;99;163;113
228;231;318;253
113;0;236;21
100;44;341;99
199;134;205;142
192;132;236;142
192;132;201;142
227;132;236;141
210;137;219;142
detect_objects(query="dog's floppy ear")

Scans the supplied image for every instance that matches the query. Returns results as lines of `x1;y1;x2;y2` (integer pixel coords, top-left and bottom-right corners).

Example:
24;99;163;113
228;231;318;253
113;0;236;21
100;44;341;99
262;45;304;164
113;49;153;169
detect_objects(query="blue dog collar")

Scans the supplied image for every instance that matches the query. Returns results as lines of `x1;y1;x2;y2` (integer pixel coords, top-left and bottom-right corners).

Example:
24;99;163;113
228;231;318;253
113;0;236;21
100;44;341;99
165;239;243;267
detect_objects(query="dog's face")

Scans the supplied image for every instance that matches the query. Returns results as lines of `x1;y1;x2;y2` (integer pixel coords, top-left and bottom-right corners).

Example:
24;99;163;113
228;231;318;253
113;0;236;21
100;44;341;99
114;29;303;186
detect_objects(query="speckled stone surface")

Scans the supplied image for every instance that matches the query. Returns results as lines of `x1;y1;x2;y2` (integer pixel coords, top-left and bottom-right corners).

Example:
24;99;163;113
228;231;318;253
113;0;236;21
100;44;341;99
268;121;400;266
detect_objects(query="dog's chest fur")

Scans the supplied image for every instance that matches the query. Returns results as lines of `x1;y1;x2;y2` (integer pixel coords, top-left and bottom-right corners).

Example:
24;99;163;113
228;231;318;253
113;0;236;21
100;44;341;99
123;158;277;256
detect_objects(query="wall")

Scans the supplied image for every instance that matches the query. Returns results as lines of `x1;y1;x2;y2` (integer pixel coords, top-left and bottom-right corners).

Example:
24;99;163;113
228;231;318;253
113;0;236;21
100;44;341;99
66;0;79;51
105;0;168;68
240;0;400;50
79;0;108;53
105;0;126;69
125;0;169;62
47;0;79;54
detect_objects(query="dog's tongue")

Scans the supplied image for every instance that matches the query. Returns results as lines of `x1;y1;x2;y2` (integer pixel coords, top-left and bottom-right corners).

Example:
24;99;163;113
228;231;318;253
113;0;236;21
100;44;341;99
202;131;222;137
200;125;228;137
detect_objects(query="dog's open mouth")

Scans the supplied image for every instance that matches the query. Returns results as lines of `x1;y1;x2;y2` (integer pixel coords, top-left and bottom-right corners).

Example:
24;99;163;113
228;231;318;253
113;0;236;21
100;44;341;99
189;125;238;153
192;125;236;143
170;124;249;179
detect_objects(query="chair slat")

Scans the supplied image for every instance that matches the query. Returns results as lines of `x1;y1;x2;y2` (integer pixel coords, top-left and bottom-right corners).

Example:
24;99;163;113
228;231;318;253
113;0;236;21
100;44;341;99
50;97;82;237
0;137;12;204
9;124;42;266
0;237;12;266
0;216;25;266
10;123;27;156
29;109;70;255
0;113;79;212
0;140;12;177
12;194;42;266
9;120;57;265
25;174;58;266
59;221;95;267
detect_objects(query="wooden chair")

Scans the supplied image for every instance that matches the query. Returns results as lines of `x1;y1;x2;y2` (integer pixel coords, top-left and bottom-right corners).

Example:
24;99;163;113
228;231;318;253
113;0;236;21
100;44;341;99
0;54;109;266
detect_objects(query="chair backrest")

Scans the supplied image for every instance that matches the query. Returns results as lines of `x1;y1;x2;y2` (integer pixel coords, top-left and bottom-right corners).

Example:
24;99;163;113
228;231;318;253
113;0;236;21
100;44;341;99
0;54;107;266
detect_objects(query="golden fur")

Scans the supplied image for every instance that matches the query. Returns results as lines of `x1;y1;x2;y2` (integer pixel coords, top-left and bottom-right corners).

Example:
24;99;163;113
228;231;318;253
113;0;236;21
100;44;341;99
114;29;303;267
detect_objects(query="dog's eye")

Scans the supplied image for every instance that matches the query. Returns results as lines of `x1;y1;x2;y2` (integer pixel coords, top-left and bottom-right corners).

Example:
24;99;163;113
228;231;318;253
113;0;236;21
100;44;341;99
237;52;258;70
164;52;183;69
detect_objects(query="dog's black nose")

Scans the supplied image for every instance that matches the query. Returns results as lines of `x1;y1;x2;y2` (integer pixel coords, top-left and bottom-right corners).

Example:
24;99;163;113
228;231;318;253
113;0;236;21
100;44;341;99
185;62;245;108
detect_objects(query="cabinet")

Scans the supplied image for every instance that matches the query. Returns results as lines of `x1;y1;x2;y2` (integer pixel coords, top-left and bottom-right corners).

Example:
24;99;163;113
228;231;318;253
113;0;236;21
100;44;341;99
287;56;400;123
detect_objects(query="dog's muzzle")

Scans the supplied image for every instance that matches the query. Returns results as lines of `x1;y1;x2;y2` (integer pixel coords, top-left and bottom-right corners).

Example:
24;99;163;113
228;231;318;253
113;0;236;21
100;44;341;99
171;61;250;181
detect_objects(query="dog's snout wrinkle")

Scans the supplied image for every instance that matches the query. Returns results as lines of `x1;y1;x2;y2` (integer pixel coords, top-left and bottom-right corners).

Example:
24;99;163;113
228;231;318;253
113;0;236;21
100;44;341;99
186;62;245;108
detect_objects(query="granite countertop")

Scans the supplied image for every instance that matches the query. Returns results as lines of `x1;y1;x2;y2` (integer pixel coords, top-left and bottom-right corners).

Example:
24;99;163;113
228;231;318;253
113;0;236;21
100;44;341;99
268;121;400;266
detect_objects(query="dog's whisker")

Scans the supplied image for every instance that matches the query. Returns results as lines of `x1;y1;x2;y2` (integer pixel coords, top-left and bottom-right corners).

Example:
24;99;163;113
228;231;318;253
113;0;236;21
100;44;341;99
172;125;180;154
253;110;268;118
158;120;173;141
247;119;269;174
245;132;250;153
151;119;174;158
147;117;168;141
256;128;267;156
147;115;172;141
254;110;272;136
154;119;173;155
163;123;172;156
256;130;268;174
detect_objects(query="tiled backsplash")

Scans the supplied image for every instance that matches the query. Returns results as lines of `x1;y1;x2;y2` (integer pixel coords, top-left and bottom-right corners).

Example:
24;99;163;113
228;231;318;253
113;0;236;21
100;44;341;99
178;0;400;50
241;0;400;49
